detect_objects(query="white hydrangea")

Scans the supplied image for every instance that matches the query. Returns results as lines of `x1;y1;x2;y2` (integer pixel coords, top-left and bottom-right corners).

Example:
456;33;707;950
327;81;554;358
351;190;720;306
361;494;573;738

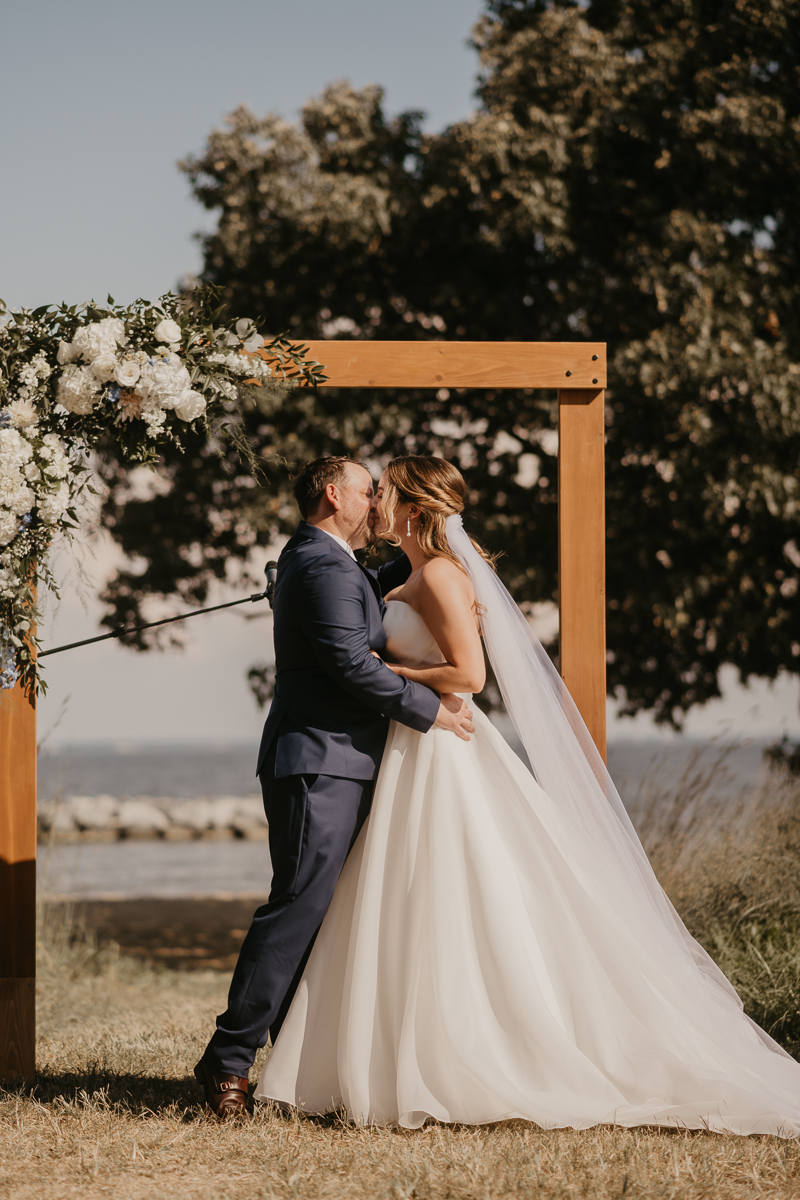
209;348;271;379
56;365;101;415
0;468;35;515
17;353;51;389
36;480;71;523
0;563;15;600
57;340;78;364
71;316;127;364
0;427;34;470
39;433;70;479
42;432;67;454
0;508;17;547
33;353;51;381
6;397;39;428
141;396;167;436
174;391;207;422
136;355;192;411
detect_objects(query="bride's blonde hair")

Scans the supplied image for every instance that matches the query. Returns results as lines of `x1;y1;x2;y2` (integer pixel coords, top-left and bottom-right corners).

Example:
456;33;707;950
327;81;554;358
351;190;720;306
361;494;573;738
379;456;497;572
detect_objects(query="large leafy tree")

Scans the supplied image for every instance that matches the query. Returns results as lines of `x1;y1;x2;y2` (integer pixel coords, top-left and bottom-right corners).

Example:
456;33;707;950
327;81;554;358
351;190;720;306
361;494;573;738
99;0;800;726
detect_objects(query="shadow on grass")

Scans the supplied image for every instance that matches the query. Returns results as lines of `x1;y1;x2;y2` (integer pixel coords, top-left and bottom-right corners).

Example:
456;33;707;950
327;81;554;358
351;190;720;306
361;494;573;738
3;1069;204;1117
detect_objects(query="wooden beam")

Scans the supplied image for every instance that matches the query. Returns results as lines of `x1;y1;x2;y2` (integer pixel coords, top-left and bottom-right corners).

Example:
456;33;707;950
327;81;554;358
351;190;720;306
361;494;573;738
558;389;607;761
0;673;36;1080
266;340;607;390
0;341;609;1089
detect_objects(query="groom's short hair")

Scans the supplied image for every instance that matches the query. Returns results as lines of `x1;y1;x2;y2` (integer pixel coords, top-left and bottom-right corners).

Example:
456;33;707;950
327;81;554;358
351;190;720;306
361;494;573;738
293;455;362;519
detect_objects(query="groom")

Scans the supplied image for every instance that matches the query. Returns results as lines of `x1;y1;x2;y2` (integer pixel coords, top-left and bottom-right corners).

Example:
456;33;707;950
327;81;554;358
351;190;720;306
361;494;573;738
195;456;474;1116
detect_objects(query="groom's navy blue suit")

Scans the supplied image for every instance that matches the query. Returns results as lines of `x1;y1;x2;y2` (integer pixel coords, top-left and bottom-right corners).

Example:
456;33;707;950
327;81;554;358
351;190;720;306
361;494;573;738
205;522;440;1076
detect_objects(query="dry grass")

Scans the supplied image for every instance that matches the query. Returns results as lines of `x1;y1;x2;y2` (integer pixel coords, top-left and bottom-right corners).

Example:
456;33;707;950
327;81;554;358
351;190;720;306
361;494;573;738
6;760;800;1198
8;960;800;1200
635;748;800;1056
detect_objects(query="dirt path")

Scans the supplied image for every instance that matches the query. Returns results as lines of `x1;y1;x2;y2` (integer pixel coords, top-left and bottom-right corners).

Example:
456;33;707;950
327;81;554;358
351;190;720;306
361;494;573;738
56;896;263;971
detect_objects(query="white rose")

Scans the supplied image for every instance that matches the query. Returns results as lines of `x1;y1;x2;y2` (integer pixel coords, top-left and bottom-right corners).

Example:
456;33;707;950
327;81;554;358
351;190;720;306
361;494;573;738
23;462;41;483
115;359;141;387
0;428;34;470
0;469;35;516
90;353;118;383
243;333;264;353
57;341;77;365
174;391;207;422
154;318;181;344
56;365;100;415
36;481;71;523
0;509;17;546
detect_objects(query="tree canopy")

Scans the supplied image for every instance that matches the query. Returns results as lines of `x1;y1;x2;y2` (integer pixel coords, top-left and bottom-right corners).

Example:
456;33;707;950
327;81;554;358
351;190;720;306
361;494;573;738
98;0;800;726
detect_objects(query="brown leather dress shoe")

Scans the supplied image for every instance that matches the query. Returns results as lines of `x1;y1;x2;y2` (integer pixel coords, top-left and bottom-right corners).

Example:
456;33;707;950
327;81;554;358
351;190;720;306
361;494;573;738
194;1058;250;1119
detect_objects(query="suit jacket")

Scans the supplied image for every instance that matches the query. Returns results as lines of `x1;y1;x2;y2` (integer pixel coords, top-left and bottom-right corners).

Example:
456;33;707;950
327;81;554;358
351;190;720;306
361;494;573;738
256;522;441;780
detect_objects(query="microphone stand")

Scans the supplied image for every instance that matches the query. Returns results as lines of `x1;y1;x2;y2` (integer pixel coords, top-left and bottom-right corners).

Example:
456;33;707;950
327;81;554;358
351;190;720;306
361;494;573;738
38;560;279;659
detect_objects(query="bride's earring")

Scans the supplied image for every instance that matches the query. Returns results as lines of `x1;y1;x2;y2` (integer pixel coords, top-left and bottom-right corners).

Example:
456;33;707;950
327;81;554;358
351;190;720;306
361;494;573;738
406;516;412;538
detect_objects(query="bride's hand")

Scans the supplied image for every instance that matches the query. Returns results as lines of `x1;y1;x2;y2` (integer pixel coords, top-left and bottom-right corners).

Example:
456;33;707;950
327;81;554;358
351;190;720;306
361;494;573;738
369;650;402;672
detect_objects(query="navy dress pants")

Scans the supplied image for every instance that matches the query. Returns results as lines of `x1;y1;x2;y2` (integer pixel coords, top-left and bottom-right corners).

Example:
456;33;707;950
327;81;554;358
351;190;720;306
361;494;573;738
204;757;374;1078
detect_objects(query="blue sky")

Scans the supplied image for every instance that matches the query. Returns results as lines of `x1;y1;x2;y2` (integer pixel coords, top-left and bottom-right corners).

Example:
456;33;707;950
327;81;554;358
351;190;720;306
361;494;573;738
1;0;483;310
4;0;799;747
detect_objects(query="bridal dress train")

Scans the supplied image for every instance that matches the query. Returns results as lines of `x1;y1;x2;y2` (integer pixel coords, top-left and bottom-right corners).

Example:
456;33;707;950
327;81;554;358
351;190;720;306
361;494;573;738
255;522;800;1135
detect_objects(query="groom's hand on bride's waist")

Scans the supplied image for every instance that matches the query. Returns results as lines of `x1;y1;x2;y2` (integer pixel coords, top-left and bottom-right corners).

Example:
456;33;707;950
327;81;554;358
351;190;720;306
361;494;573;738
434;693;474;741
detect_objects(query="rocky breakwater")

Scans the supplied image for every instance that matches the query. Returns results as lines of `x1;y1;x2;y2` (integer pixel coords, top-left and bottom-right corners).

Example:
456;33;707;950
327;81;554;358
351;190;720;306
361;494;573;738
38;795;268;842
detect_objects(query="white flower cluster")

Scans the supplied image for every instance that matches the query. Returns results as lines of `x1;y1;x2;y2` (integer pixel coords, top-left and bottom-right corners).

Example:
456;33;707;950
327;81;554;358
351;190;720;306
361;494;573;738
0;426;72;549
0;294;309;695
55;314;207;428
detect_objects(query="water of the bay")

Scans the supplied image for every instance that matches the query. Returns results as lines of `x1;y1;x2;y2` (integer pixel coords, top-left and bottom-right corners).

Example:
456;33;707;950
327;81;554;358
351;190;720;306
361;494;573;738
38;732;775;898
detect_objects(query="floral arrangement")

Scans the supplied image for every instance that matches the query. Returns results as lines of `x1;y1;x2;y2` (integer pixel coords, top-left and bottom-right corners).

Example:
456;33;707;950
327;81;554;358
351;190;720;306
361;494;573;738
0;289;324;695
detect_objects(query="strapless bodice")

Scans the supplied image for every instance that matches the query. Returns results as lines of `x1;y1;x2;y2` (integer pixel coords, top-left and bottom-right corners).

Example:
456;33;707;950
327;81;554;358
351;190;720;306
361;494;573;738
383;600;444;667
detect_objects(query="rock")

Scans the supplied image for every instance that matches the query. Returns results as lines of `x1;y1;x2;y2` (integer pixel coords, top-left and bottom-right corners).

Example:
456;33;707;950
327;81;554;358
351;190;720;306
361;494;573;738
231;797;268;839
168;799;217;834
206;798;242;830
38;800;77;835
68;794;120;831
117;798;170;838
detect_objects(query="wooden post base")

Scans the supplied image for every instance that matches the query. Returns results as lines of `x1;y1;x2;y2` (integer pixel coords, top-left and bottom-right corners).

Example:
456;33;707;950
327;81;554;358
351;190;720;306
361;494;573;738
0;978;35;1079
1;673;37;1082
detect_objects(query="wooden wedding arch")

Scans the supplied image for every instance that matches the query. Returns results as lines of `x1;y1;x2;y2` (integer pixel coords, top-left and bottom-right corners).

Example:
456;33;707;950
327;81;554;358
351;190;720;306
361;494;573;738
0;338;607;1079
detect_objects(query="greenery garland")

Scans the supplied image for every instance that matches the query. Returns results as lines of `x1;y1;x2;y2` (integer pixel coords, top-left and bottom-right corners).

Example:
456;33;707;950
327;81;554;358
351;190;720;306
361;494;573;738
0;287;324;697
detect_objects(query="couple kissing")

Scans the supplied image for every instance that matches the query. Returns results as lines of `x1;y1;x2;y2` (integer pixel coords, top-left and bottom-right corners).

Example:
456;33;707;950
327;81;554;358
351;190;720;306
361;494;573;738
194;454;800;1137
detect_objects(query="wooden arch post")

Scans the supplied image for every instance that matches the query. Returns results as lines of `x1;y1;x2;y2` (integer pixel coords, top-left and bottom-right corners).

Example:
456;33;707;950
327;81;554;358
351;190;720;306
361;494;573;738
0;338;605;1080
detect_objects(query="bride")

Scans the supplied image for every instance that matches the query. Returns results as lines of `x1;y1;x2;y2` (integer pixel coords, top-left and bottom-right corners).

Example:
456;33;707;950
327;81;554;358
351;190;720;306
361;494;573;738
254;455;800;1135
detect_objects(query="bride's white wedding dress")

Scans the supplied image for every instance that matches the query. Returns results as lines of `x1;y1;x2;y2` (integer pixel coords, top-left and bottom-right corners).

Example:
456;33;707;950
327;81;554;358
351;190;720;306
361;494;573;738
255;588;800;1134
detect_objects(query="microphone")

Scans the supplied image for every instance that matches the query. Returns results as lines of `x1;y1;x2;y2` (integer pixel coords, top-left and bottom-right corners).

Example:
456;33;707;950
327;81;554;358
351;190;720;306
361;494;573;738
265;560;278;608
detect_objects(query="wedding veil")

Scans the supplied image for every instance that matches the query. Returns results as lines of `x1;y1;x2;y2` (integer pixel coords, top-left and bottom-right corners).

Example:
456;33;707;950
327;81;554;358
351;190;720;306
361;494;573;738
444;514;755;1017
